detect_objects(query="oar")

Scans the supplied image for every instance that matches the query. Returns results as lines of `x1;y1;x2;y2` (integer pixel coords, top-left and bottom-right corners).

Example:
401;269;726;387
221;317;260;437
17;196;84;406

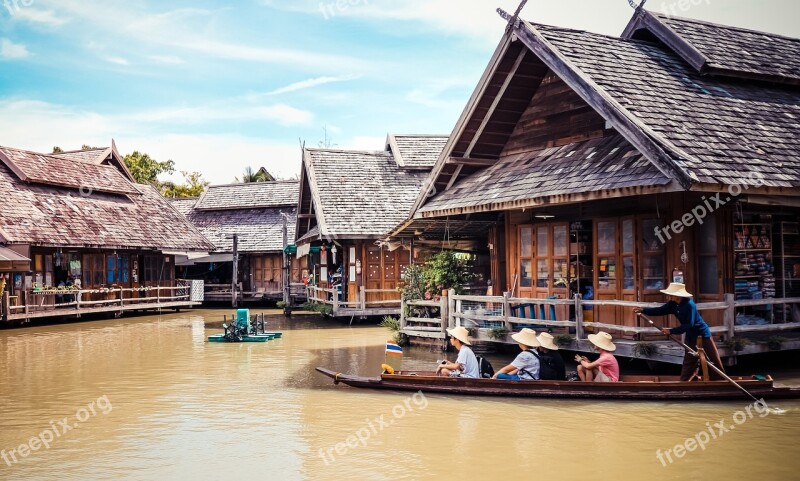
637;313;781;409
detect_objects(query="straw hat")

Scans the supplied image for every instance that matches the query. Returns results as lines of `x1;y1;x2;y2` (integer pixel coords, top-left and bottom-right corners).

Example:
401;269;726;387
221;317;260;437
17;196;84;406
446;326;472;346
537;332;559;351
588;331;616;352
511;328;541;348
660;282;693;298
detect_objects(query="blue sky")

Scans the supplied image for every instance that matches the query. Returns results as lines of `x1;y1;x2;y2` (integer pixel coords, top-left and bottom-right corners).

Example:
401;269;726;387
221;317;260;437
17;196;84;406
0;0;797;184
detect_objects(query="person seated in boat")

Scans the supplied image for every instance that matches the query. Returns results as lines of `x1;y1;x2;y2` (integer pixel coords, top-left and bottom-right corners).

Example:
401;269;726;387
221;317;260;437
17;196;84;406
575;331;619;382
437;326;480;378
492;328;541;380
634;282;724;381
536;332;566;381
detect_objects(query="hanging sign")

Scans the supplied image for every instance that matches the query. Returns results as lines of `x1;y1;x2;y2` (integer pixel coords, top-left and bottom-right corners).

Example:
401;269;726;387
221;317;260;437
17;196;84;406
672;268;684;284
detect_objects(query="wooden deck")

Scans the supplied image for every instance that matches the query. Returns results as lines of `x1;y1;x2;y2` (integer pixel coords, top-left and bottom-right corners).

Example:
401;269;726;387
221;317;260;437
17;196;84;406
306;286;401;318
400;291;800;364
1;286;199;323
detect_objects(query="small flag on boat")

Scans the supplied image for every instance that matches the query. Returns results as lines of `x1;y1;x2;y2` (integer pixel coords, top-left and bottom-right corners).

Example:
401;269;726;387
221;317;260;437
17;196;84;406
386;341;403;356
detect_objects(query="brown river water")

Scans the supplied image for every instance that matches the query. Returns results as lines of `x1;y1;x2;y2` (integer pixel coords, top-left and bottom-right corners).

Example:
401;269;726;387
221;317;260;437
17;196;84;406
1;309;799;481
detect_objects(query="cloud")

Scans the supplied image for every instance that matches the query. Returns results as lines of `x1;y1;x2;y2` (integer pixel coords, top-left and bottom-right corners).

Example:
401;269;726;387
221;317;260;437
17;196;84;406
148;55;185;65
105;56;130;66
12;8;68;27
128;103;313;127
0;98;304;184
0;38;30;59
266;75;361;96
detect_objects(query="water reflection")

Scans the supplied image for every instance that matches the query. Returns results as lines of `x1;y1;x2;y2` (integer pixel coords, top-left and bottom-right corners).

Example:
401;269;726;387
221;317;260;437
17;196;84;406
1;310;799;481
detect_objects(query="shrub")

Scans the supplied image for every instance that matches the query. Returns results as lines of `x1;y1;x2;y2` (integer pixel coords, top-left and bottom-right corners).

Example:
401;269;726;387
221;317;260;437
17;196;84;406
379;316;401;333
553;334;574;348
766;335;787;351
632;341;656;358
725;336;750;352
488;327;508;340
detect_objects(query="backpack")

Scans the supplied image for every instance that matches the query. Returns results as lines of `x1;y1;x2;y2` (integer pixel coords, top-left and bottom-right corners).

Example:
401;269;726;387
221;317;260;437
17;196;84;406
476;356;495;379
527;349;562;381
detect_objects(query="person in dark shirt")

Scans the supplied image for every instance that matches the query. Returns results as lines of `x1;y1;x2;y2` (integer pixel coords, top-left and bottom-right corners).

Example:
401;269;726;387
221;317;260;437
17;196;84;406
536;332;566;381
634;282;724;381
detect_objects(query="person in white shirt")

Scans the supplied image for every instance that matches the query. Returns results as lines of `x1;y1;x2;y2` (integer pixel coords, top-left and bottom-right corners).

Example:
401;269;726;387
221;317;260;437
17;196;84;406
436;326;480;378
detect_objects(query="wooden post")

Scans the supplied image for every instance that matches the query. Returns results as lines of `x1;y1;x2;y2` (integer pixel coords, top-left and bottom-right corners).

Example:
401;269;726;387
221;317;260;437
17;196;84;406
156;286;160;304
231;234;239;308
2;292;9;322
360;286;366;311
447;289;456;329
400;297;406;330
723;293;735;340
23;290;28;315
503;291;511;332
76;289;81;311
440;290;449;338
119;288;124;307
332;288;339;315
574;294;584;340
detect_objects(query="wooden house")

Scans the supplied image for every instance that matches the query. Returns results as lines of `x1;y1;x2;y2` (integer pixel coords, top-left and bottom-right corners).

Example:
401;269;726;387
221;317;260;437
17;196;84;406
394;9;800;349
0;143;213;323
296;134;447;316
175;180;305;303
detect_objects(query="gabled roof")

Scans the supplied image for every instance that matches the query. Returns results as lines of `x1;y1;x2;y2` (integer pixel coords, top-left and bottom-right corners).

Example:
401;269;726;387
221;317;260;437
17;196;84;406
0;146;139;195
50;148;109;164
387;134;448;169
296;146;435;241
408;12;800;221
187;207;296;253
0;159;212;251
623;10;800;86
195;181;299;211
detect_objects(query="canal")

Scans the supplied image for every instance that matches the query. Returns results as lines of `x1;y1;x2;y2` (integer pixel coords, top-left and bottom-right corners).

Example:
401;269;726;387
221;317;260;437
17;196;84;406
1;310;799;480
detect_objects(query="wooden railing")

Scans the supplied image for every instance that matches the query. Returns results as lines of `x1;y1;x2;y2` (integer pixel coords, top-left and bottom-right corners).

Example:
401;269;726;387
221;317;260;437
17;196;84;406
305;286;401;314
399;290;800;340
1;285;192;320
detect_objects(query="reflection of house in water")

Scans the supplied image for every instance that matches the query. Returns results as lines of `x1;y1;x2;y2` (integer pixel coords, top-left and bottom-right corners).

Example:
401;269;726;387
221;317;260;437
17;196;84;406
0;143;213;323
175;180;305;304
296;135;452;317
392;9;800;360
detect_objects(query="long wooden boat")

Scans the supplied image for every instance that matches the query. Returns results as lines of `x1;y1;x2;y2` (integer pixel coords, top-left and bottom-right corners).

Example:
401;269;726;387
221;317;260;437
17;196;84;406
316;368;800;400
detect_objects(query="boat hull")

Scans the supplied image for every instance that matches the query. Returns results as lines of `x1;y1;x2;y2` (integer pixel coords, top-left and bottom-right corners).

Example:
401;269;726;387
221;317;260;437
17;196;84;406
316;368;800;401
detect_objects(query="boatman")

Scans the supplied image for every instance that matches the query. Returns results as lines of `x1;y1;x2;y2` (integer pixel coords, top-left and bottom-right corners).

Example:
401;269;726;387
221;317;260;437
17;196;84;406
634;282;725;381
437;326;480;378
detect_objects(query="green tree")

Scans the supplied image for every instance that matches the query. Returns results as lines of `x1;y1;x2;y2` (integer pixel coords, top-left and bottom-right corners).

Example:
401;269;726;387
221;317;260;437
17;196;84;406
52;146;64;154
161;171;209;198
123;151;175;186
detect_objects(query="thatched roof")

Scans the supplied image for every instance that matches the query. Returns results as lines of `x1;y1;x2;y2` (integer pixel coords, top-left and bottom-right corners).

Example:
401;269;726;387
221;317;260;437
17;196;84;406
0;145;212;251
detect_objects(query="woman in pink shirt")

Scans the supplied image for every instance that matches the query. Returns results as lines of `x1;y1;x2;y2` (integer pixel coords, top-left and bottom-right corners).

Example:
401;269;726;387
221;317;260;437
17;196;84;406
575;331;619;382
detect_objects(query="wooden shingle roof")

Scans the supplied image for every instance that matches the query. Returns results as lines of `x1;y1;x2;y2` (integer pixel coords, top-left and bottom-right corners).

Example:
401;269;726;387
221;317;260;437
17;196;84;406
169;198;199;216
0;146;139;195
195;181;299;210
388;134;448;169
624;10;800;86
532;22;800;188
301;147;436;239
187;207;296;254
0;160;212;251
419;135;669;216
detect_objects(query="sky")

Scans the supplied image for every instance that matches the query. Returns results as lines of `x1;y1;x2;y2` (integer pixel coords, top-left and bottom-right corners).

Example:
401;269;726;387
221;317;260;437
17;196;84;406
0;0;798;184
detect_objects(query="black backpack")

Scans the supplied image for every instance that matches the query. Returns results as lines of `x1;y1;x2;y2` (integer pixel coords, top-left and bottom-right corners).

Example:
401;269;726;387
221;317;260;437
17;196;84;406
528;349;562;381
477;356;495;379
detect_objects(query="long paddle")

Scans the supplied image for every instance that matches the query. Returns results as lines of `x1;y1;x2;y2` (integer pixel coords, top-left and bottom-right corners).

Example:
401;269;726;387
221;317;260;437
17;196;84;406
637;313;773;406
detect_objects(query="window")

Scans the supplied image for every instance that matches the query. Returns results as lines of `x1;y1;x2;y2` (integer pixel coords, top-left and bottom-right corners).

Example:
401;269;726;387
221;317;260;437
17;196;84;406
698;216;719;295
597;221;617;290
519;227;533;288
641;219;666;291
